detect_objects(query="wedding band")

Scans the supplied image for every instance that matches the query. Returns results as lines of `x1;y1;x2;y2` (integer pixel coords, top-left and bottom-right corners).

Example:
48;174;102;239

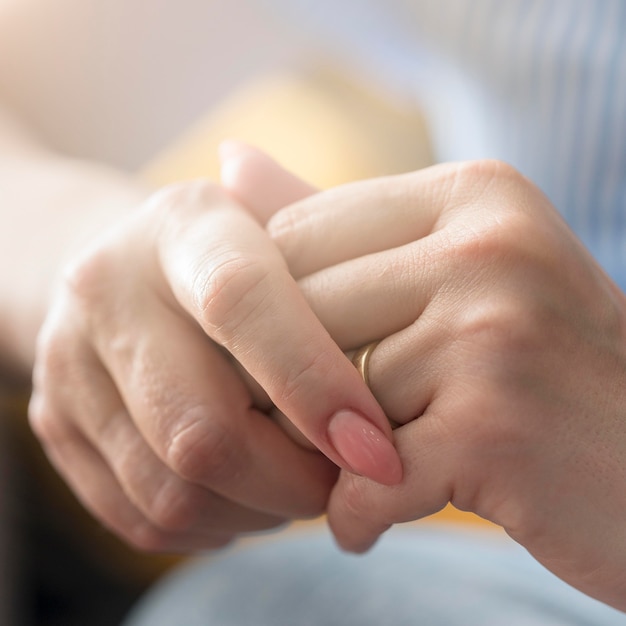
351;341;380;388
352;340;400;430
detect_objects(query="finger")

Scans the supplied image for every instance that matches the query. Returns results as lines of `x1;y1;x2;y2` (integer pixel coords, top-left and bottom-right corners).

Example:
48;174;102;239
80;291;340;516
345;323;440;427
153;181;402;485
29;401;236;553
36;292;336;520
297;238;443;350
32;311;290;533
219;141;316;411
327;413;458;553
64;355;288;534
269;405;317;451
274;319;441;437
265;165;453;279
219;140;317;410
219;140;317;225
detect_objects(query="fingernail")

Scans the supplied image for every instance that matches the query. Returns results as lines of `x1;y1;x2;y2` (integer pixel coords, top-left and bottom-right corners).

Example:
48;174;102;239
218;139;249;163
218;141;252;188
328;410;402;485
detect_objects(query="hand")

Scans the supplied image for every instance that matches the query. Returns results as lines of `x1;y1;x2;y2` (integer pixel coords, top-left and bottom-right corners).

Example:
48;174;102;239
231;154;626;610
28;155;401;553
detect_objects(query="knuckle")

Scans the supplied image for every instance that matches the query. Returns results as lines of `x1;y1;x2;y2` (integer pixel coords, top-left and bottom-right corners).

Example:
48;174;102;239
148;179;228;239
28;397;64;445
453;159;524;196
454;294;550;392
267;206;306;265
276;349;335;405
458;296;536;353
29;343;75;446
125;523;173;553
196;253;275;343
165;413;240;487
62;242;117;307
145;480;199;534
149;178;222;213
445;226;553;357
34;328;67;385
149;179;229;247
443;203;538;277
147;182;189;209
33;319;98;410
434;159;526;214
460;158;520;182
111;442;200;534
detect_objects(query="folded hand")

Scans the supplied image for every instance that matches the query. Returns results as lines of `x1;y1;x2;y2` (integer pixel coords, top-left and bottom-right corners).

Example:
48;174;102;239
231;151;626;610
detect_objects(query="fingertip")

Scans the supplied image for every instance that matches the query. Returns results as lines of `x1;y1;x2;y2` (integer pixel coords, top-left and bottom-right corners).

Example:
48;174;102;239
341;540;377;555
218;139;317;224
218;139;253;163
328;409;403;486
218;139;255;190
329;522;381;555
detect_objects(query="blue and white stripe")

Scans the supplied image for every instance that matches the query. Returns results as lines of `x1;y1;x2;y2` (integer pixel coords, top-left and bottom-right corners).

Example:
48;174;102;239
267;0;626;288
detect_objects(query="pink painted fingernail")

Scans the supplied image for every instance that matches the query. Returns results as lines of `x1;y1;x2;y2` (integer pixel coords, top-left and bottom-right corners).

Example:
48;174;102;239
218;139;249;163
328;410;403;485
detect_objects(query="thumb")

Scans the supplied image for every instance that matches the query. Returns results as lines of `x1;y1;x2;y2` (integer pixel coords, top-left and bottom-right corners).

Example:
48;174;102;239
219;140;317;224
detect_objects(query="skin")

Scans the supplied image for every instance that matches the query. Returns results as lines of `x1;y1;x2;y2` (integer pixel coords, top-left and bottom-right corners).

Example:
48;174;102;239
228;148;626;612
27;151;402;554
30;142;626;609
4;0;622;616
0;104;398;559
4;115;626;610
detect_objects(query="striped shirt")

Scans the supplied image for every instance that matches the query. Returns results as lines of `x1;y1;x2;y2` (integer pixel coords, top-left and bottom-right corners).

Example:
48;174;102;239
269;0;626;289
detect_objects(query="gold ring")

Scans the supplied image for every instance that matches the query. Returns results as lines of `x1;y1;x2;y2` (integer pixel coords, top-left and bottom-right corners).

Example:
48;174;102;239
351;341;380;388
351;340;400;430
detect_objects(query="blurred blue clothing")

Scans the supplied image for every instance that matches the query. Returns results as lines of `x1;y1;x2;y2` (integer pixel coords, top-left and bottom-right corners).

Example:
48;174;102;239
267;0;626;289
123;526;625;625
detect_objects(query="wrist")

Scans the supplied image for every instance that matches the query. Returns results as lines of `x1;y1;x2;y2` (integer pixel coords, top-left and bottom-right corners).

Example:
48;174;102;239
0;155;150;376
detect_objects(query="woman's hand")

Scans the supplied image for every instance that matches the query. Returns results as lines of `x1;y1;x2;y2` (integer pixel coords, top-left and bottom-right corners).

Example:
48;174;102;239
231;152;626;610
28;164;402;553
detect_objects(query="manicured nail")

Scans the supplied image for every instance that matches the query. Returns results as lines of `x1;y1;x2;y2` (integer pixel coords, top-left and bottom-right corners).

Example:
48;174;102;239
219;141;252;188
328;409;402;485
218;139;248;163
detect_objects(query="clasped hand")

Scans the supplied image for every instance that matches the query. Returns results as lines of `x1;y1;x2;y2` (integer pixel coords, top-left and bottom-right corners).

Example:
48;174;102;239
30;145;626;610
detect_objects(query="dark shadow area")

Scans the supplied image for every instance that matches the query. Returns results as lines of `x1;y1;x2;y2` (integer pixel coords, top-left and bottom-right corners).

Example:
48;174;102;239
1;382;175;626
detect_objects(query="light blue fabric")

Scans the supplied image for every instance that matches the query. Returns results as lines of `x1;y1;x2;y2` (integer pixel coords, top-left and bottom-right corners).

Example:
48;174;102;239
265;0;626;289
123;526;625;625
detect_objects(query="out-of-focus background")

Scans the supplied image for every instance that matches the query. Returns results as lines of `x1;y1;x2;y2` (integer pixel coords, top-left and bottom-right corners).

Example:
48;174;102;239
0;0;306;169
